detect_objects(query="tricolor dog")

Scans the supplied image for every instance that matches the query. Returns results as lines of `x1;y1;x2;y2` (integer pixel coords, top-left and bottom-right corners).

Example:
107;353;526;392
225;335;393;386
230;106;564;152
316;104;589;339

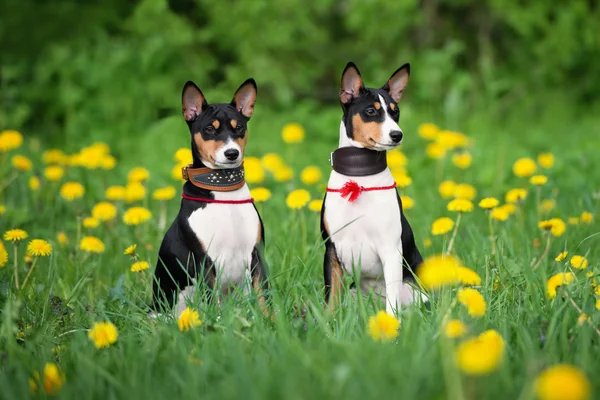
321;62;424;316
152;79;268;317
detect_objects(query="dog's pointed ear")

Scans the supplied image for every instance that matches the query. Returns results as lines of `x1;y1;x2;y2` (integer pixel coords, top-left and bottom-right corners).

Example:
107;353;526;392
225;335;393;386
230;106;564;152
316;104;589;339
182;81;207;122
382;63;410;103
231;78;257;118
340;62;364;104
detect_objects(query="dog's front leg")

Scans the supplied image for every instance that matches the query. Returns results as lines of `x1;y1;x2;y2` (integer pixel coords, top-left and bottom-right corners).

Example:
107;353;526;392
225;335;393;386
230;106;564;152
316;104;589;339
324;241;344;314
250;246;272;320
383;250;404;316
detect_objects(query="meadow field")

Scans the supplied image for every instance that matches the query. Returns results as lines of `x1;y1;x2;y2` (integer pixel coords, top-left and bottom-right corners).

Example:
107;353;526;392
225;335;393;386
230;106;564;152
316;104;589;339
0;100;599;399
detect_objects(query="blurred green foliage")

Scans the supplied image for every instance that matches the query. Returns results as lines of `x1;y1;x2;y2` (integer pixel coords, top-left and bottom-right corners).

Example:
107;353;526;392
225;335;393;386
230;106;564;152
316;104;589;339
1;0;600;145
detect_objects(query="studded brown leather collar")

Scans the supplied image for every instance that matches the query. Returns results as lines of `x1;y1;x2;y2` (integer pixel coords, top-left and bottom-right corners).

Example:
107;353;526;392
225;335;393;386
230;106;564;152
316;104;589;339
181;163;246;191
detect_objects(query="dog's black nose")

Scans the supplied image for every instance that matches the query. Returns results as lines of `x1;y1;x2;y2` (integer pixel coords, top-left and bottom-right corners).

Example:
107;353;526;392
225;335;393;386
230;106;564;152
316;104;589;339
224;149;240;161
390;130;403;143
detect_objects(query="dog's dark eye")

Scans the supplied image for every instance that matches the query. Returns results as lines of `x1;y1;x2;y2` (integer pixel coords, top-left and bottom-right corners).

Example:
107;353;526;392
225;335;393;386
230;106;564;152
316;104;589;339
205;126;216;134
235;124;244;133
365;107;377;117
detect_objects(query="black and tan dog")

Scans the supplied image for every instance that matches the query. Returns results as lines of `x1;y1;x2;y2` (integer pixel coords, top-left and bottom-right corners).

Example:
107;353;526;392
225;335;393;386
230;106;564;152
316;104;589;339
152;79;268;317
321;62;425;316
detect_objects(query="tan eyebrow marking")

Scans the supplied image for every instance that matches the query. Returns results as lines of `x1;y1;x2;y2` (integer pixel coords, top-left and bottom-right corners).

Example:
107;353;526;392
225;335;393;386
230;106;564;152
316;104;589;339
230;119;237;129
389;103;396;111
374;102;381;110
211;120;220;129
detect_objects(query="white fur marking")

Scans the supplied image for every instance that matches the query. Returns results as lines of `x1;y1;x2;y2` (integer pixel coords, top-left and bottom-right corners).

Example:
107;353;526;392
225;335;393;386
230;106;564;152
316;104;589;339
185;184;258;306
378;95;402;147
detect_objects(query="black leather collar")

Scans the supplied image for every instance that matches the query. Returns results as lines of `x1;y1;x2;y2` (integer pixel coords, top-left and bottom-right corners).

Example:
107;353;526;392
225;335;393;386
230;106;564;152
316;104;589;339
329;147;388;176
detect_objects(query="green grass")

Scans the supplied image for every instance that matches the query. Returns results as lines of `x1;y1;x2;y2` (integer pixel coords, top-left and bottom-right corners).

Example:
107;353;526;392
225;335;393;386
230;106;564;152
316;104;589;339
0;102;599;400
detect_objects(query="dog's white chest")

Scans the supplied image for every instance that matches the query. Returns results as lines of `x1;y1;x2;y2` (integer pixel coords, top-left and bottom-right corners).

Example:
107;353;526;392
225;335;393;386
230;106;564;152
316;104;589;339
324;169;402;278
187;186;259;287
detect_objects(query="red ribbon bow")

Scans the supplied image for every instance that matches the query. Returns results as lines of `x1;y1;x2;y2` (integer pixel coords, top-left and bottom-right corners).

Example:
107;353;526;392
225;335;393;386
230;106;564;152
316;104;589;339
326;180;397;203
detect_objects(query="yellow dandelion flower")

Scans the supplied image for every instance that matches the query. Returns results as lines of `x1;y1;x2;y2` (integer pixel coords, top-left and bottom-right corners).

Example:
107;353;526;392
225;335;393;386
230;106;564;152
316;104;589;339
131;261;150;272
448;198;474;213
300;166;322;185
174;148;193;164
478;197;499;210
100;155;116;170
423;238;432;248
540;199;556;214
438;180;456;199
538;218;566;237
400;195;414;210
537;152;555;169
172;163;186;181
505;188;528;203
79;236;105;253
82;217;99;229
125;181;146;203
261;153;285;172
498;203;516;215
124;244;137;256
60;181;85;201
555;251;568;262
513;157;537;178
580;211;593;224
425;142;446;159
547;272;575;299
57;232;68;245
417;255;480;290
28;176;40;191
457;288;486;317
387;150;408;168
42;149;67;164
4;229;28;242
273;166;294;182
530;175;548;186
534;364;590;400
490;207;509;222
0;204;5;215
105;185;126;201
0;130;23;152
250;187;272;203
577;313;590;326
436;130;470;149
570;255;588;270
444;319;467;339
244;157;265;184
127;167;150;182
456;330;504;376
568;217;580;225
88;321;118;349
453;183;477;200
392;170;412;188
11;155;33;171
286;189;311;210
431;217;454;236
596;299;600;310
123;206;152;225
281;123;305;144
26;239;52;257
368;310;400;342
43;165;64;182
308;199;323;212
452;152;472;169
92;202;117;221
32;363;65;395
0;241;8;267
178;307;202;332
152;186;176;201
418;123;439;140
